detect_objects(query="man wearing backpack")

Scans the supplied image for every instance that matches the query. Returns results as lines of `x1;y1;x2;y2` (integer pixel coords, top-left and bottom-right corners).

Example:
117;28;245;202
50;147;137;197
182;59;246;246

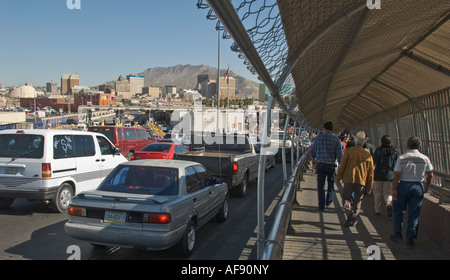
372;135;398;217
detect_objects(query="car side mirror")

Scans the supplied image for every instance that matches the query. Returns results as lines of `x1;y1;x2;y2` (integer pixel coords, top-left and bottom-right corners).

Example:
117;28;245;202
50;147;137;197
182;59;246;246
215;178;225;184
205;179;214;187
114;147;121;155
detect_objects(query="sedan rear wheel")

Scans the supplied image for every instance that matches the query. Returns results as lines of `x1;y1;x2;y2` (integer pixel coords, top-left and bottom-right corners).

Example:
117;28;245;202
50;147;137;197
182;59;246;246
215;198;229;223
178;220;196;258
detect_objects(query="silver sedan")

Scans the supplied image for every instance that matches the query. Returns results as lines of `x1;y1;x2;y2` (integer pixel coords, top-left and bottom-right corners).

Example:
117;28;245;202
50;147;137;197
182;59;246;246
64;159;229;257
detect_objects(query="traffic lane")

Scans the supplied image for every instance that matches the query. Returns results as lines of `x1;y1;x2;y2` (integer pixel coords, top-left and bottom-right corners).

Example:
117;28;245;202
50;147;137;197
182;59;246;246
91;163;289;260
0;163;289;260
0;199;80;260
0;198;120;260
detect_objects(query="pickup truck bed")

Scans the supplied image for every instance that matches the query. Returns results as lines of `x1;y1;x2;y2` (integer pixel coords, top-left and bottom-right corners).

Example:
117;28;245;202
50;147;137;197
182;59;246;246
174;152;233;187
173;134;259;197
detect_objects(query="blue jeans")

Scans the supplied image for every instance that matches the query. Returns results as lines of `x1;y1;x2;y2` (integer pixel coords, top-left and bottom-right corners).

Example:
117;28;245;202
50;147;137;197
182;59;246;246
316;162;337;210
393;181;425;240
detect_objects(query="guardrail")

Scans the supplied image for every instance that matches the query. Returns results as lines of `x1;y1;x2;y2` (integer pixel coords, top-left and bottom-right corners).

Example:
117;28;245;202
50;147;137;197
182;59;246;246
262;148;311;260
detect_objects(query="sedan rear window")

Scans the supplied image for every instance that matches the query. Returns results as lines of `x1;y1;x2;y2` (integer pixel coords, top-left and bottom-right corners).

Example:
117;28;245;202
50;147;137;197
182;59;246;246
98;165;178;195
141;144;171;152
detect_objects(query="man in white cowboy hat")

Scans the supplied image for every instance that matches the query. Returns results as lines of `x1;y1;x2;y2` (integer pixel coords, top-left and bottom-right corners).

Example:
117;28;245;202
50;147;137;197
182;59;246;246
336;131;374;227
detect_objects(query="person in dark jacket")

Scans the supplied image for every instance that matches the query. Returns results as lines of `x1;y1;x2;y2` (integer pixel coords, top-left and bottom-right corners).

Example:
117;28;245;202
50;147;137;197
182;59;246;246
372;135;398;217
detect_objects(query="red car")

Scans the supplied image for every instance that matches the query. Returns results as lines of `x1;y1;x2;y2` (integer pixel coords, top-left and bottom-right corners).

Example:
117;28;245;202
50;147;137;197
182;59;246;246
131;143;189;160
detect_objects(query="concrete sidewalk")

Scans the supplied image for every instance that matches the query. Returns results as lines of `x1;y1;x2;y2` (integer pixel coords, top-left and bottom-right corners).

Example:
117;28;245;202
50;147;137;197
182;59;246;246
283;166;450;260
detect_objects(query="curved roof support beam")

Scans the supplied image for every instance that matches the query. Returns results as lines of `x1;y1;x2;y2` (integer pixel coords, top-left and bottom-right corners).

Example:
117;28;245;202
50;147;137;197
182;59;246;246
402;50;450;76
276;2;367;90
359;95;386;111
373;79;413;101
318;8;370;124
340;10;450;123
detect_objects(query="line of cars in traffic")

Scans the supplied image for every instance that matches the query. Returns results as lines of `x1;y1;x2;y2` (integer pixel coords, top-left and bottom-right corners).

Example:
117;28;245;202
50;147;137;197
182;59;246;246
0;128;238;257
0;126;305;258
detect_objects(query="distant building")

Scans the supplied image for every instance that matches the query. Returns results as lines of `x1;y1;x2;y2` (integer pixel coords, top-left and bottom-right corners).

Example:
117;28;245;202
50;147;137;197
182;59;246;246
46;81;58;94
259;83;268;101
200;79;217;99
114;75;144;100
61;74;80;94
163;85;177;98
127;74;144;96
71;85;91;94
92;92;116;106
98;83;112;92
182;90;202;102
220;76;236;99
197;74;211;91
9;84;37;98
115;75;130;99
200;76;236;100
142;86;160;99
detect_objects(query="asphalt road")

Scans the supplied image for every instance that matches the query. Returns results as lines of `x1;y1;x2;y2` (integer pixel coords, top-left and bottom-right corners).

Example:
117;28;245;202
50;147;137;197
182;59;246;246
0;163;290;260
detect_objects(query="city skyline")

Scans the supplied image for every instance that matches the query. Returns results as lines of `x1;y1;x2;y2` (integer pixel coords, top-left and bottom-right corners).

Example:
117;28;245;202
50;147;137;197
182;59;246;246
0;0;259;87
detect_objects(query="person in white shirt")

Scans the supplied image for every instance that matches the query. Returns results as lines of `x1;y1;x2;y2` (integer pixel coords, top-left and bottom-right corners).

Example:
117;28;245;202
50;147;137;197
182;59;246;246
391;136;433;247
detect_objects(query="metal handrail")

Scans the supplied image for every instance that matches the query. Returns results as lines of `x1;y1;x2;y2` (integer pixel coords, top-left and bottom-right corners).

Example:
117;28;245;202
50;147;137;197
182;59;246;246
262;148;311;260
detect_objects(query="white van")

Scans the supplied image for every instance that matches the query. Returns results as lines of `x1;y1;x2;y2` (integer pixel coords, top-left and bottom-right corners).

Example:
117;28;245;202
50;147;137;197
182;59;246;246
0;129;127;212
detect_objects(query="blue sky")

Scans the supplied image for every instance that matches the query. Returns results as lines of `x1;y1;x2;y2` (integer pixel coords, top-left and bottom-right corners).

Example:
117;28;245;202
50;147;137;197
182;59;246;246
0;0;259;87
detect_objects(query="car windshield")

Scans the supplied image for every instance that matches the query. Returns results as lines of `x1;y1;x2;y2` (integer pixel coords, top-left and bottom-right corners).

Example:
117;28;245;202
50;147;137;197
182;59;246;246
0;134;44;159
98;165;179;195
141;143;171;152
89;127;114;141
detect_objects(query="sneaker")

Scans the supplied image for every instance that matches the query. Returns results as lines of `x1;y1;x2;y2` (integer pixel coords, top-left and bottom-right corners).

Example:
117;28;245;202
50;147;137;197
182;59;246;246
390;233;402;240
407;239;414;247
387;206;393;217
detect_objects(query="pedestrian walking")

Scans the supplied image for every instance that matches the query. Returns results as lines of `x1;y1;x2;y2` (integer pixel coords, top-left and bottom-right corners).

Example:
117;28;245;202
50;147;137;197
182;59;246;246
373;135;398;216
336;131;374;227
310;121;342;211
391;136;433;247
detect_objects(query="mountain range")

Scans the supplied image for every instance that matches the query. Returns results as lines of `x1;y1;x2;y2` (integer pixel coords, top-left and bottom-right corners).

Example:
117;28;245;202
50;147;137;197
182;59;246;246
136;64;260;98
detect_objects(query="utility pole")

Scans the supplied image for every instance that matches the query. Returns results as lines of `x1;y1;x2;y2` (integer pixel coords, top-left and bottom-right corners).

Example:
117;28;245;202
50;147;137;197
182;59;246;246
216;25;221;133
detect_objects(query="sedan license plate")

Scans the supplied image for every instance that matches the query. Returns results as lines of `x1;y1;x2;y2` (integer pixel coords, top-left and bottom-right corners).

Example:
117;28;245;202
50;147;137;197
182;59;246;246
104;211;126;224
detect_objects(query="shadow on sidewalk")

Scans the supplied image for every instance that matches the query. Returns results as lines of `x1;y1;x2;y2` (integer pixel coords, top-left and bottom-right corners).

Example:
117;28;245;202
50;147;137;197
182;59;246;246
283;168;450;260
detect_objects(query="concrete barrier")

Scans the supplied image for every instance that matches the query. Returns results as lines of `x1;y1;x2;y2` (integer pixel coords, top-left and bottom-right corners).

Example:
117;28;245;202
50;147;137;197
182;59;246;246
420;194;450;254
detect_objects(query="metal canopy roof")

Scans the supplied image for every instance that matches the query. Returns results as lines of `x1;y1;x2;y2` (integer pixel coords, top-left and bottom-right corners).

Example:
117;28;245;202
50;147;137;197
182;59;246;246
199;0;450;131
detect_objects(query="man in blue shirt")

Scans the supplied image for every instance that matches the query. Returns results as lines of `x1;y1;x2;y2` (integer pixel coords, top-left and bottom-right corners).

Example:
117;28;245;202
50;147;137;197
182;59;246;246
311;121;342;210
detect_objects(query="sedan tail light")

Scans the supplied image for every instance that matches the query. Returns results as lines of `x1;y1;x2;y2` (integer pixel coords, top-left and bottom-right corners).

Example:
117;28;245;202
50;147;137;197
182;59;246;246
68;206;86;217
143;213;171;224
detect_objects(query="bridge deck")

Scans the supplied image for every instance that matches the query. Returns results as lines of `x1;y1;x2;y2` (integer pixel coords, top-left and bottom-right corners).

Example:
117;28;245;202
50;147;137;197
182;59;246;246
283;166;450;260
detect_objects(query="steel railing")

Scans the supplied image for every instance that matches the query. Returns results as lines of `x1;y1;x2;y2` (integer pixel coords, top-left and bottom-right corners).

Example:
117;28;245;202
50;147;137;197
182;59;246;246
262;148;311;260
